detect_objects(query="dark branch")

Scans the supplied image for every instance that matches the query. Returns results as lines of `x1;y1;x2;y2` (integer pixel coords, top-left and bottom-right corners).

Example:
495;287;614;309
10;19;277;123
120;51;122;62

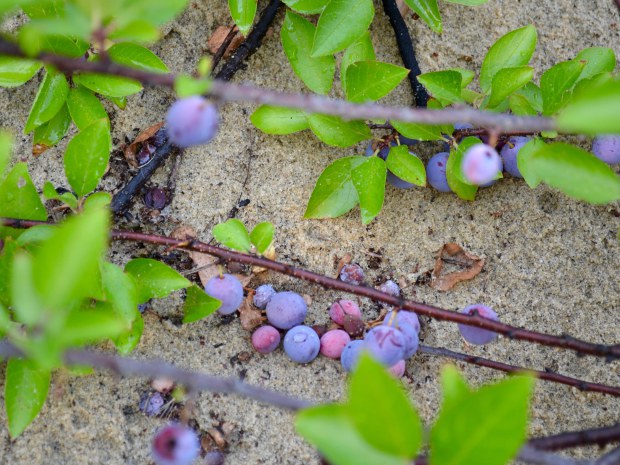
381;0;429;107
210;26;239;72
595;446;620;465
2;218;619;360
529;423;620;451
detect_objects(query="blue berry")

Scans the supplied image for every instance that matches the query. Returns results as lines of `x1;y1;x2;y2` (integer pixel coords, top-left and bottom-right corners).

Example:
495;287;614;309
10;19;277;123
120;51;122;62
378;280;400;297
205;451;225;465
139;391;164;417
396;133;418;146
426;152;452;193
283;325;320;363
166;96;219;148
251;325;281;354
500;136;531;177
266;291;307;329
253;284;275;309
152;423;200;465
397;322;419;359
341;340;364;372
457;304;499;345
363;326;405;366
320;329;351;359
383;310;420;334
339;263;365;285
592;135;620;165
204;274;244;315
462;144;503;186
365;142;416;189
388;359;406;378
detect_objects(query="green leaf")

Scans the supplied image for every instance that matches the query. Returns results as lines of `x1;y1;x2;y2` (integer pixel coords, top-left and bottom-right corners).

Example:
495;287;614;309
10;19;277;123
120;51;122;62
67;86;109;131
439;365;471;413
109;19;160;43
281;11;336;94
516;137;545;188
36;35;89;58
417;70;464;106
282;0;329;14
183;284;222;323
15;225;55;247
212;218;251;252
305;156;366;219
574;47;615;82
513;82;543;113
296;404;407;465
0;163;47;220
0;56;41;87
250;222;274;254
107;42;169;73
446;137;479;200
386;145;426;186
486;66;533;109
348;354;422;457
479;25;537;93
114;311;144;355
74;72;142;98
540;60;585;115
527;143;620;204
101;262;138;326
508;94;537;116
33;103;71;149
125;258;191;304
448;67;475;88
443;0;488;4
391;120;444;142
250;105;309;135
117;0;188;27
557;80;620;134
64;118;111;197
228;0;257;36
83;192;111;211
311;0;375;57
32;206;109;309
174;74;212;98
341;32;375;95
345;61;409;103
24;67;69;134
430;375;534;465
61;306;127;346
0;239;17;307
5;358;51;438
404;0;442;33
308;114;371;147
11;252;44;326
0;131;11;177
351;156;386;224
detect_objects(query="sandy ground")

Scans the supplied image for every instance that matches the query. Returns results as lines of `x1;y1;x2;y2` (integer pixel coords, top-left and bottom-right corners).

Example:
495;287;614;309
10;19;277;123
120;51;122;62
1;1;620;464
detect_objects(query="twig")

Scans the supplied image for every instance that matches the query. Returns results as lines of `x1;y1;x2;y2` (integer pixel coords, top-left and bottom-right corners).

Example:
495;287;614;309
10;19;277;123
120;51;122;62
0;39;556;132
0;340;311;411
381;0;429;107
413;447;590;465
215;0;283;81
2;218;619;360
210;27;238;72
595;446;620;465
529;423;620;451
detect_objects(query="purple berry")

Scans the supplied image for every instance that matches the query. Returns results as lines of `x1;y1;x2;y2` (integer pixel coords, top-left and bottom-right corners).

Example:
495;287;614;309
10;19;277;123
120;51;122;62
500;136;531;178
329;299;362;325
454;122;474;131
339;263;365;285
283;325;320;363
397;133;418;146
144;187;168;210
320;329;351;359
166;96;219;148
363;326;406;366
266;291;307;329
341;340;364;372
397;322;419;359
204;274;244;315
365;142;416;189
378;280;400;297
383;310;420;334
253;284;275;309
462;143;503;186
152;423;200;465
139;391;165;417
458;304;499;346
251;325;281;354
592;135;620;164
426;152;452;193
205;451;225;465
388;360;406;378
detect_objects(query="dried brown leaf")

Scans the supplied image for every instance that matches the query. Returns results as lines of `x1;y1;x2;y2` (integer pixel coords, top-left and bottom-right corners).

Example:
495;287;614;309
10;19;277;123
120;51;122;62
239;295;264;331
123;121;164;168
208;26;244;59
430;243;485;291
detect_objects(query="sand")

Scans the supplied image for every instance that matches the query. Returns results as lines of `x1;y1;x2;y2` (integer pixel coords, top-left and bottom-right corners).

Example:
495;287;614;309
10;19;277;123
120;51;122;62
1;1;619;464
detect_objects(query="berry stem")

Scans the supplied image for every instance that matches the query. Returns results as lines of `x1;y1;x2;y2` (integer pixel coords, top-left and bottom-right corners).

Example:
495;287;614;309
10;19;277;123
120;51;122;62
2;217;619;360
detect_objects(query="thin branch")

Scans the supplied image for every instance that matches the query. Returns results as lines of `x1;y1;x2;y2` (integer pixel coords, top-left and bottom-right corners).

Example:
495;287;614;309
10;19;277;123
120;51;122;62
529;423;620;451
381;0;429;107
0;39;556;133
0;340;311;411
595;446;620;465
418;345;620;397
517;446;590;465
215;0;283;81
2;218;619;360
210;26;238;72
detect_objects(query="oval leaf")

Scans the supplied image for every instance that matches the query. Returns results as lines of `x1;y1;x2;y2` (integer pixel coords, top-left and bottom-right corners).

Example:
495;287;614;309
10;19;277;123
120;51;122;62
250;222;274;254
404;0;442;33
345;61;409;103
107;42;169;73
540;60;584;115
33;103;71;150
67;86;109;130
183;284;222;323
228;0;257;36
341;32;375;94
417;70;463;106
125;258;191;304
486;66;533;109
250;105;309;135
0;56;41;87
351;156;386;224
24;67;69;134
212;218;251;252
74;72;143;98
557;80;620;135
446;137;479;200
385;145;426;186
283;0;329;14
308;114;371;147
0;163;47;220
574;47;616;82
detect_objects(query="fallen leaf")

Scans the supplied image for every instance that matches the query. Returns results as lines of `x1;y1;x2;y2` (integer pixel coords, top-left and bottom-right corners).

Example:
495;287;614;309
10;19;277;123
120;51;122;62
208;26;244;59
123;121;164;168
430;243;485;291
396;0;409;16
252;244;276;273
335;253;352;278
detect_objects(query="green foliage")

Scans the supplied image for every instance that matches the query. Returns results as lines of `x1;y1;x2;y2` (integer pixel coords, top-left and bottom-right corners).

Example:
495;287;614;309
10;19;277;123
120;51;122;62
0;163;47;222
446;137;480;200
417;70;464;105
250;106;309;135
212;218;276;254
24;66;69;134
283;0;330;14
385;145;426;186
557;79;620;134
351;156;386;224
0;56;41;87
404;0;489;34
540;59;584;115
341;32;375;95
486;66;533;109
183;284;222;323
250;222;275;254
125;258;191;304
33;103;71;149
228;0;257;36
344;61;409;103
307;114;371;147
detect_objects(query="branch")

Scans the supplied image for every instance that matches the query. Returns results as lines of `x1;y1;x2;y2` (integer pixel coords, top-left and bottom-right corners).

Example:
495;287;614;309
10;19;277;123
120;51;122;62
215;0;283;81
418;345;620;397
0;40;556;133
528;423;620;451
381;0;429;107
595;446;620;465
0;340;311;411
413;447;590;465
3;218;619;360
